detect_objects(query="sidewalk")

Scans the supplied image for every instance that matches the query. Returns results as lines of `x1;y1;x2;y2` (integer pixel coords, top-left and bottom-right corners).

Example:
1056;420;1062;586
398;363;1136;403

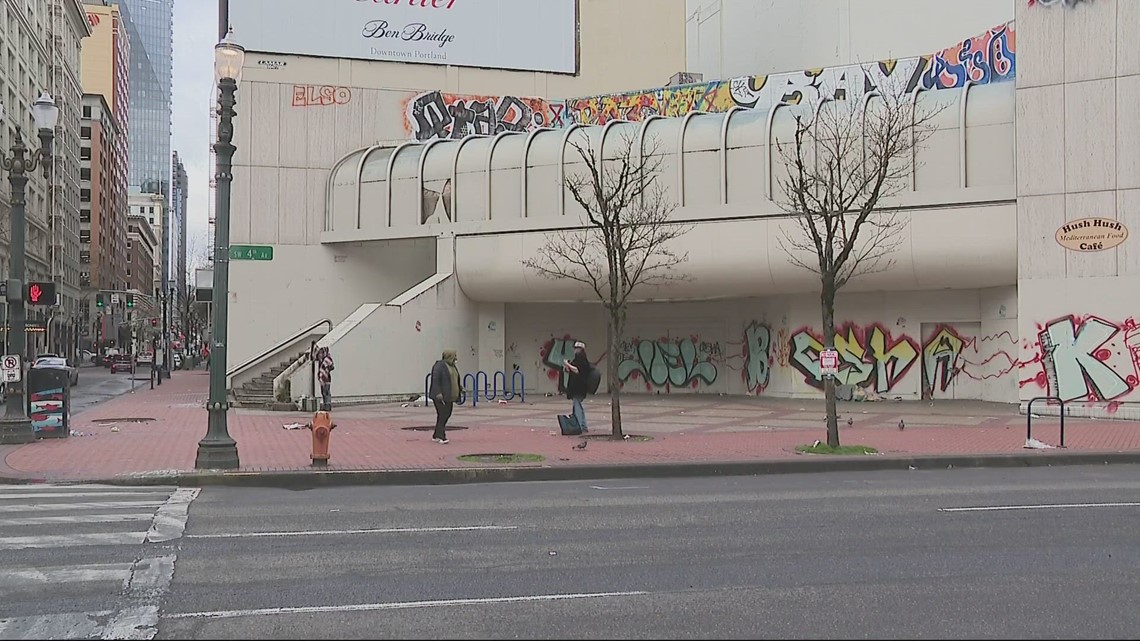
2;371;1139;486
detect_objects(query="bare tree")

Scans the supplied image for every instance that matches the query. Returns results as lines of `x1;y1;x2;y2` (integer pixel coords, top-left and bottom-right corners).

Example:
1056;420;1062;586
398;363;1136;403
523;131;691;438
776;82;944;447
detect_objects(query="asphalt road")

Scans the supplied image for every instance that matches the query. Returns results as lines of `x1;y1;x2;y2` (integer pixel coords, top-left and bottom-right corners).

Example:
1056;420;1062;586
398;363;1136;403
3;466;1139;639
70;364;148;416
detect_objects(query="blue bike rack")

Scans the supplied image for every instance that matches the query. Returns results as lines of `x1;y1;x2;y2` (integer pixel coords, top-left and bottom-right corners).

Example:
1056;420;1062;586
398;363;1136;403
1026;395;1066;448
424;369;526;407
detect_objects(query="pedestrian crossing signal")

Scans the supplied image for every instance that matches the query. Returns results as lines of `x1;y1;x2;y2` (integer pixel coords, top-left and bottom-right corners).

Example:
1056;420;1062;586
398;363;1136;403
126;293;135;308
26;282;55;306
96;293;105;307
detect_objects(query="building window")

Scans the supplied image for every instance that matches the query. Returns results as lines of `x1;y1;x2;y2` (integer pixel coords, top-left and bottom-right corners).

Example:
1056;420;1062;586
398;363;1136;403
80;126;91;139
80;230;90;243
80;209;90;223
80;189;90;203
82;105;91;118
80;168;90;180
80;147;91;160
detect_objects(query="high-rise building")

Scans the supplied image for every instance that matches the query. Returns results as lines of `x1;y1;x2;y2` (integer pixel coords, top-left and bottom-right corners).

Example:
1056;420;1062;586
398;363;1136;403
171;151;187;331
0;1;90;357
118;0;172;196
79;2;131;353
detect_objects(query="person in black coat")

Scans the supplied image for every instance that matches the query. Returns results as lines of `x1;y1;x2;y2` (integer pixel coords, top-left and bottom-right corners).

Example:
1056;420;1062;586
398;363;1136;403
563;341;592;432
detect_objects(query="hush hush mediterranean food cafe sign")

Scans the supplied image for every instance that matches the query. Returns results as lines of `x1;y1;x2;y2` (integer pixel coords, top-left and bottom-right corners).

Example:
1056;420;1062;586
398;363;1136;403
1055;218;1129;252
229;0;579;74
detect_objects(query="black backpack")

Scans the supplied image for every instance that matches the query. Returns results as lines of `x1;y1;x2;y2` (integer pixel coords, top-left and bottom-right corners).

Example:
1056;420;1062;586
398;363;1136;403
586;366;601;395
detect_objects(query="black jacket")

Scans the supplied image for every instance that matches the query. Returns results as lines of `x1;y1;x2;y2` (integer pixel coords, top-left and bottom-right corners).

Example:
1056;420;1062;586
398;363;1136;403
565;352;591;398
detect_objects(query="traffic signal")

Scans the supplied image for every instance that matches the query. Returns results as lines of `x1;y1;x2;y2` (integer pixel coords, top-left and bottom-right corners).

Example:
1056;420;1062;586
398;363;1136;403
96;292;105;307
151;318;158;327
126;293;135;308
26;282;56;306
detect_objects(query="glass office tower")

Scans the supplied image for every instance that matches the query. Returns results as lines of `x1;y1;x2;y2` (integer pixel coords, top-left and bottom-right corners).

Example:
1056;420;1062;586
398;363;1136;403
120;0;173;196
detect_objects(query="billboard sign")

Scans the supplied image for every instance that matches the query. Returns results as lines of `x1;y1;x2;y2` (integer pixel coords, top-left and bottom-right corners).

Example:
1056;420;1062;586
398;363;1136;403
229;0;579;74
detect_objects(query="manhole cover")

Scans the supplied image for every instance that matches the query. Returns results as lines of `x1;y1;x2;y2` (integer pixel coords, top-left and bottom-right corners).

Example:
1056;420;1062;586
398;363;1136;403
91;417;155;424
458;453;544;464
400;426;470;431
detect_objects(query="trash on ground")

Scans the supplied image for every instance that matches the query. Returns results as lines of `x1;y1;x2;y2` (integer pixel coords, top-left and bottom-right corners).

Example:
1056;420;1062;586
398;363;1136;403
1024;437;1054;450
282;422;309;430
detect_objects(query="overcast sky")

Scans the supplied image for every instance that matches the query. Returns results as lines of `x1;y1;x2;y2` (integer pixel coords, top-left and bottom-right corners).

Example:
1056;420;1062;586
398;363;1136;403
171;0;218;264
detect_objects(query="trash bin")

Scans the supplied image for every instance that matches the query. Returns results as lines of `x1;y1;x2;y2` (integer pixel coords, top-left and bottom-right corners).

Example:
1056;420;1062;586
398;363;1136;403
26;367;71;439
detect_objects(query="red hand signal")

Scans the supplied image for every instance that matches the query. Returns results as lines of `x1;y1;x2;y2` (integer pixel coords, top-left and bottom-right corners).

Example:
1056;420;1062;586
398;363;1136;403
28;284;42;304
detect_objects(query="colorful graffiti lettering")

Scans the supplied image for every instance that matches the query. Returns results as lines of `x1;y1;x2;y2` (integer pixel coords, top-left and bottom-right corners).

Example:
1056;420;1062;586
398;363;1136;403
292;85;352;107
405;91;558;141
618;336;720;391
563;22;1015;126
539;336;579;394
742;322;772;394
790;324;919;393
921;326;1020;397
1029;316;1140;402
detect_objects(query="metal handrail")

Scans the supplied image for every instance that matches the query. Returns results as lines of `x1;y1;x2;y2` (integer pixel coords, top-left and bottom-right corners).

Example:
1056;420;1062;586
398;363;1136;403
227;318;333;380
1026;395;1066;448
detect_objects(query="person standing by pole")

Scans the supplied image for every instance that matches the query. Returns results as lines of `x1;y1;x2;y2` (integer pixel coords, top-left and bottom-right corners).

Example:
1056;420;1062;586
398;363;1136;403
428;350;460;444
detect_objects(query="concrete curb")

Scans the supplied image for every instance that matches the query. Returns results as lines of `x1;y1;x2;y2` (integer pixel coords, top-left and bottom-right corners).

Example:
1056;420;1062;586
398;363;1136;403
3;450;1140;488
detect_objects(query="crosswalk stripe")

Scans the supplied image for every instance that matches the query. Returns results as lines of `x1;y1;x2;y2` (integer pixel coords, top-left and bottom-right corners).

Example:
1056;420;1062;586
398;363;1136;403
0;500;166;513
0;531;147;550
0;611;112;640
0;484;174;491
0;513;156;526
0;563;133;587
0;491;171;500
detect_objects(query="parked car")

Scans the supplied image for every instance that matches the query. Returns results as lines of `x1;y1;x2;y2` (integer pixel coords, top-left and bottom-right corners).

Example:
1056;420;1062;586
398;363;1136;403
136;351;154;366
79;349;96;365
31;356;79;387
110;354;134;374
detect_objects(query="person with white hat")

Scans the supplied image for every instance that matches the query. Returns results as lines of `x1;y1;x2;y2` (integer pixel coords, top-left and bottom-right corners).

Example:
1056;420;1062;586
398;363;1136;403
562;341;593;433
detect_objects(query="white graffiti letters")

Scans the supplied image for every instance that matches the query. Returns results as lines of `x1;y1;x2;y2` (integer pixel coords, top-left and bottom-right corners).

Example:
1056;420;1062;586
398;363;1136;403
1039;317;1130;401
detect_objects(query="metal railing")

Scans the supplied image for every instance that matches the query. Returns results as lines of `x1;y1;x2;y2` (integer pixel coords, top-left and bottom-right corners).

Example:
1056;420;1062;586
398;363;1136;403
1026;395;1067;448
227;319;333;382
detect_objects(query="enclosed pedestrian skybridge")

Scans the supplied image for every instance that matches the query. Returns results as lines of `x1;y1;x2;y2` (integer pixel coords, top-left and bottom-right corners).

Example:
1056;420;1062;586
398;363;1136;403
323;80;1017;302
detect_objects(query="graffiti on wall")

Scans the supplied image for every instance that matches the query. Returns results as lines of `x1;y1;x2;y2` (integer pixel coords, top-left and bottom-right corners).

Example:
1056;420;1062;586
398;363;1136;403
405;90;560;141
563;21;1015;125
741;322;772;394
540;335;580;394
617;335;721;391
922;326;1020;396
1021;316;1140;403
1028;0;1091;7
292;85;352;107
790;324;919;393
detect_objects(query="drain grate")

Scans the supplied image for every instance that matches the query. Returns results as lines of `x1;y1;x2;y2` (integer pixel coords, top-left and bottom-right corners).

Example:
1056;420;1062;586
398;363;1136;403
458;453;544;464
90;417;155;424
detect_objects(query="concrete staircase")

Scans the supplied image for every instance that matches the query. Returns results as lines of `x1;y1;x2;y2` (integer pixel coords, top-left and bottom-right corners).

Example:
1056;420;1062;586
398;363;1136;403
232;350;307;407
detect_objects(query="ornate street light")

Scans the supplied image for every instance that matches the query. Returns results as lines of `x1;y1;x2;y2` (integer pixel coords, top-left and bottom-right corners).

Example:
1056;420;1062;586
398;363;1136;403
195;30;244;469
0;93;58;444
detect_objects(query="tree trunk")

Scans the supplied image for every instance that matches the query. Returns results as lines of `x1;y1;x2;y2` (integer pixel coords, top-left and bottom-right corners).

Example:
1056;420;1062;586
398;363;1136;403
821;278;840;447
607;315;623;438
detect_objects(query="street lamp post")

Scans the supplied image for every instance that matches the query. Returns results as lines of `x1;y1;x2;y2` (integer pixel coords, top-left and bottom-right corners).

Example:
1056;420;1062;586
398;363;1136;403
195;30;244;469
0;94;59;445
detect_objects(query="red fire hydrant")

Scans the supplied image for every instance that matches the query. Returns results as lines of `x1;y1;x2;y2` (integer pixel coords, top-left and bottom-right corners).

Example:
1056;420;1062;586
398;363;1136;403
309;410;334;466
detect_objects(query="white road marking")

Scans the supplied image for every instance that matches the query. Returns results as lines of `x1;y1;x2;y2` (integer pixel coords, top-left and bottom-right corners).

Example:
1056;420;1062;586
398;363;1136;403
0;611;110;640
0;500;166;513
0;491;171;500
0;513;155;526
0;563;133;587
185;525;519;539
590;485;650;490
0;531;147;550
165;591;650;620
146;488;200;543
938;502;1140;513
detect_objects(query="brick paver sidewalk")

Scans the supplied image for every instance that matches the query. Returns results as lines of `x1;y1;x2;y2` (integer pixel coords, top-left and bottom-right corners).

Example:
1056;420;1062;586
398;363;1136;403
2;371;1139;482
